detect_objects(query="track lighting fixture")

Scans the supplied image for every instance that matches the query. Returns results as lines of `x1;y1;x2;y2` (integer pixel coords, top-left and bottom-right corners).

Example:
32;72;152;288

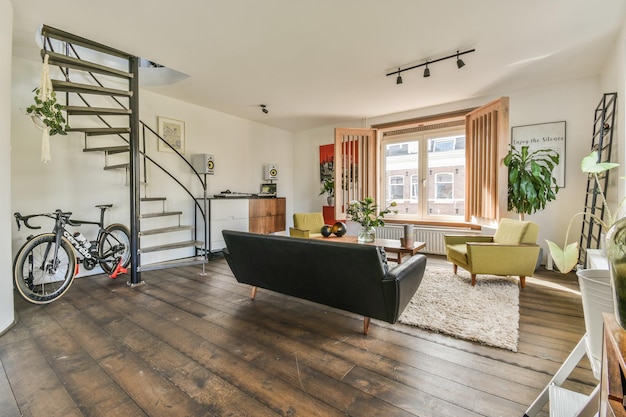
387;48;475;84
456;50;465;69
260;104;269;114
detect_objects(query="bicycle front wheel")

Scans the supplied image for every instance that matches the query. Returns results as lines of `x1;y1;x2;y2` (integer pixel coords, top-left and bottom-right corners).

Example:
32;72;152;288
14;233;77;304
98;223;131;274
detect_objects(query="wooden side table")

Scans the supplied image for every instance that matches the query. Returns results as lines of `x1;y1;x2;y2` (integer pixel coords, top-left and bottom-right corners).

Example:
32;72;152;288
601;313;626;416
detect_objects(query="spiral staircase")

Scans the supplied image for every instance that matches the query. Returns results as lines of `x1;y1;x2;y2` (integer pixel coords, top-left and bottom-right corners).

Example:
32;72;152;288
38;25;208;286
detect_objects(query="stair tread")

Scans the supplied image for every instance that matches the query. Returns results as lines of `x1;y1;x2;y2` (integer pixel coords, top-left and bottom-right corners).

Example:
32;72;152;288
66;106;131;115
104;163;129;170
51;80;132;97
137;256;207;272
83;145;130;153
140;211;183;219
139;225;194;236
140;240;203;253
68;127;131;135
45;50;133;79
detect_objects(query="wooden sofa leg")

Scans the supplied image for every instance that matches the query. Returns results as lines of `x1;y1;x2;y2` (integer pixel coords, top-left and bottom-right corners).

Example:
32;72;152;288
453;264;458;274
250;286;258;300
519;276;526;289
471;274;476;286
363;317;371;335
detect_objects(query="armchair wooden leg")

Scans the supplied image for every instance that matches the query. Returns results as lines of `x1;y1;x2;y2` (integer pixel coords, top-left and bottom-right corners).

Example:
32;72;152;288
471;274;476;286
453;264;458;274
363;317;371;335
519;276;526;288
250;286;258;300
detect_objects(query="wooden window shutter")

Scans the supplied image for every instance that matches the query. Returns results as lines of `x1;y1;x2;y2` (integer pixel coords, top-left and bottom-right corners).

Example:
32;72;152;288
464;97;510;223
334;128;377;221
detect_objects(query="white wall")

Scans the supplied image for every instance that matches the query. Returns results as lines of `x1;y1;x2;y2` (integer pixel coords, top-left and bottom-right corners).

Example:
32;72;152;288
294;76;607;261
11;55;294;271
0;0;15;334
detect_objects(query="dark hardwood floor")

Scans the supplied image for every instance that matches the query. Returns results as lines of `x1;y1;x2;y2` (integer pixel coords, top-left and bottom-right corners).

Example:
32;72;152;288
0;255;596;417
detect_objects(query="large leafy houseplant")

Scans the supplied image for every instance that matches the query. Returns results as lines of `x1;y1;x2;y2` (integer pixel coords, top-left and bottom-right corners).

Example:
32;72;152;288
503;145;560;220
547;151;621;273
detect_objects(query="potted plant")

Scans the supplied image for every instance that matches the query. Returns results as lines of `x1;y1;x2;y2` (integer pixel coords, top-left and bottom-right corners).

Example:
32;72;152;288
319;177;335;206
26;87;69;137
346;197;397;242
547;151;621;273
503;145;560;220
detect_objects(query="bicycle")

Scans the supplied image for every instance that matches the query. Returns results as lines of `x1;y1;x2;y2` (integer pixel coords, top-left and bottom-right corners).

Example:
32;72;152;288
13;204;131;304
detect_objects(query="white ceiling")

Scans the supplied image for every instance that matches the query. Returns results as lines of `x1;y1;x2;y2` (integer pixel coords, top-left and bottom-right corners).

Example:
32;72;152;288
10;0;626;132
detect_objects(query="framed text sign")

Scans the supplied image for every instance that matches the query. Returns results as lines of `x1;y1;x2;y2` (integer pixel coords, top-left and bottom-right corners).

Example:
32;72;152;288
511;121;566;188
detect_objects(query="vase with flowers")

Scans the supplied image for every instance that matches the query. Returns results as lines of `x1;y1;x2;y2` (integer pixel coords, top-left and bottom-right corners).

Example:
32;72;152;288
346;197;397;243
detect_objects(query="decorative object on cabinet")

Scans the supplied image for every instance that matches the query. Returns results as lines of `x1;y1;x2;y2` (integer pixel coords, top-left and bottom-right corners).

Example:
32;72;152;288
158;116;185;153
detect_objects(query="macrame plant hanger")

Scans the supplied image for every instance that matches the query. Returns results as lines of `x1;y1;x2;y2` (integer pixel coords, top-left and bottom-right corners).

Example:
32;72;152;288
36;53;53;163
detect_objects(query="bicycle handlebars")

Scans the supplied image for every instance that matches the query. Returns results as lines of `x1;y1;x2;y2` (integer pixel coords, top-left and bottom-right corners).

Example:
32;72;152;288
14;209;73;231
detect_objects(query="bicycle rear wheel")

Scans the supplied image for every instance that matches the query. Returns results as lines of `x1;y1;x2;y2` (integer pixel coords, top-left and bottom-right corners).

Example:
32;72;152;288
13;233;77;304
98;223;131;274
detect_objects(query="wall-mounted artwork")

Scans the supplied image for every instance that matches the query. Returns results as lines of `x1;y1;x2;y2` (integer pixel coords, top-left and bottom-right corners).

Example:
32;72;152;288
319;144;334;182
158;116;185;153
512;121;566;187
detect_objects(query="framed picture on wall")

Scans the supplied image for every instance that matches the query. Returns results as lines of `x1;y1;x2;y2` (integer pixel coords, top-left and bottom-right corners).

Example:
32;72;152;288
158;116;185;153
511;121;566;188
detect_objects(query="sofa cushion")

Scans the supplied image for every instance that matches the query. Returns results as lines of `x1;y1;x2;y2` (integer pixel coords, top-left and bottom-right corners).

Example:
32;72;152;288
293;212;325;234
447;243;468;265
493;218;530;245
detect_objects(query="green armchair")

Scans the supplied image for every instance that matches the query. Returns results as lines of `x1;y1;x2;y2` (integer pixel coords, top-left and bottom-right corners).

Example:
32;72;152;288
289;212;325;238
444;218;540;288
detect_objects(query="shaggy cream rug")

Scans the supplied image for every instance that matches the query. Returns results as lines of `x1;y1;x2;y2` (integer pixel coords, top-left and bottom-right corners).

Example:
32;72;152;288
398;266;520;351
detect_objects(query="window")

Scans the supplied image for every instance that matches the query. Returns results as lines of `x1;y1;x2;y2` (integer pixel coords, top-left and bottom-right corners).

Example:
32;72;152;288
381;126;465;220
435;173;453;200
389;175;404;200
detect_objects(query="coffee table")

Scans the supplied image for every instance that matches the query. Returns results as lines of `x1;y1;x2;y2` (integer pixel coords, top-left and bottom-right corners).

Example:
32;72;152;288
313;235;426;264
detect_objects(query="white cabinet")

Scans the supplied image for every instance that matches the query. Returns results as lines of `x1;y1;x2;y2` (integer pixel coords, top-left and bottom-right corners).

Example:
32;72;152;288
209;199;249;252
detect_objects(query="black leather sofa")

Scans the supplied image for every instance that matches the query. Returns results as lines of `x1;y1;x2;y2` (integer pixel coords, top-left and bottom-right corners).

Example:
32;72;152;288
222;230;427;334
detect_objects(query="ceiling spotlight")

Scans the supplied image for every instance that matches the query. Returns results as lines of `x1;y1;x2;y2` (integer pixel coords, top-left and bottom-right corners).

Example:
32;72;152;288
386;48;475;84
456;51;465;69
260;104;268;114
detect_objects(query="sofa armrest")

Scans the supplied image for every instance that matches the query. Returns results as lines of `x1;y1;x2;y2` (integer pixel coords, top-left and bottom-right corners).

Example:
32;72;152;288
382;254;427;322
444;234;493;245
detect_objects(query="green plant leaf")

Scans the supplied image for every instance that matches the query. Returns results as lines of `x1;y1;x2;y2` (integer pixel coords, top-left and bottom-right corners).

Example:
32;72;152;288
581;151;619;173
546;240;579;273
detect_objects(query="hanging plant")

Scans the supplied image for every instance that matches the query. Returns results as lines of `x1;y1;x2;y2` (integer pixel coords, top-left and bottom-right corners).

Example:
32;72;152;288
26;88;69;136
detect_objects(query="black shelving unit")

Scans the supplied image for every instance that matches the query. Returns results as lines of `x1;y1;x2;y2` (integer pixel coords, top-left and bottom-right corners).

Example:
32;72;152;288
578;92;617;267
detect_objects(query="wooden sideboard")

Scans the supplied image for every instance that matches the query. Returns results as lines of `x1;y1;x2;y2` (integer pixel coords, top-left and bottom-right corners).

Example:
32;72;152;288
602;313;626;416
203;197;286;253
249;198;286;234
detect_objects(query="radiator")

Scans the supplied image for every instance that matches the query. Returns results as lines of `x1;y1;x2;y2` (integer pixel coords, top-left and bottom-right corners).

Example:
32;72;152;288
375;225;480;255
